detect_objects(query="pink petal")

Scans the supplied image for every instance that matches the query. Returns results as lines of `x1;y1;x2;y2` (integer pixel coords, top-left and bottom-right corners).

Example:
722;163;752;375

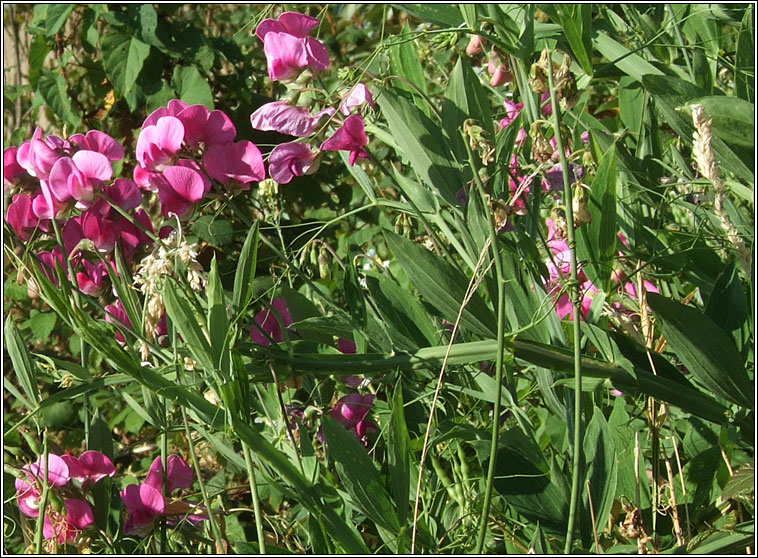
64;498;94;530
268;142;316;184
305;37;329;71
15;478;41;517
30;454;70;487
103;178;142;210
77;451;116;483
339;84;375;116
202;141;265;187
72;150;112;182
47;157;79;202
5;193;37;241
250;101;334;137
203;109;237;146
165;455;193;493
81;210;118;252
278;12;319;38
142;99;189;129
176;105;210;147
263;32;308;81
255;18;285;41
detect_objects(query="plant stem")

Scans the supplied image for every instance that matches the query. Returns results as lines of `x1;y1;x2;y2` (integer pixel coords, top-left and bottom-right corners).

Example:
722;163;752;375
462;135;511;554
544;50;584;553
34;432;50;554
242;443;266;554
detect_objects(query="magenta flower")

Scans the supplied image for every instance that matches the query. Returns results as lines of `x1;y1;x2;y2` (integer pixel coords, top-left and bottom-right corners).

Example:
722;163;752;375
153;164;209;219
202;140;265;188
5;193;39;241
250;298;293;346
329;393;377;445
75;260;112;296
339;84;375;116
121;482;165;536
145;455;194;494
499;99;523;129
42;499;94;544
118;209;155;261
176;105;236;147
540;92;553;116
101;178;142;211
15;454;70;518
4;146;26;188
80;209;119;252
105;300;132;345
69;130;124;161
16;128;63;180
142;99;190;129
319;114;369;166
47;150;112;207
250;101;335;137
36;248;67;286
61;450;115;486
255;12;329;81
268;142;318;184
135;116;185;172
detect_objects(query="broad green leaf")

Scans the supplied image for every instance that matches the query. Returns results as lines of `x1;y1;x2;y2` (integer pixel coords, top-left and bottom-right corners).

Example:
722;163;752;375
28;34;49;88
343;255;367;329
720;461;754;506
171;65;214;109
207;255;230;371
555;5;593;76
581;407;617;547
101;31;151;98
162;280;216;375
191;216;233;246
648;293;752;409
44;5;74;37
686;96;754;149
322;416;401;534
735;6;754;102
388;382;411;535
592;30;663;82
36;69;82;130
232;222;259;313
365;273;437;351
577;145;617;291
27;310;57;341
377;89;463;206
608;397;651;508
442;57;495;162
389;23;430;116
4;316;40;405
705;262;750;343
395;4;463;27
383;230;496;337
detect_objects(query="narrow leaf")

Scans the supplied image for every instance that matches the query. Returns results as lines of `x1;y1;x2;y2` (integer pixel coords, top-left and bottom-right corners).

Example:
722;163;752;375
232;221;259;313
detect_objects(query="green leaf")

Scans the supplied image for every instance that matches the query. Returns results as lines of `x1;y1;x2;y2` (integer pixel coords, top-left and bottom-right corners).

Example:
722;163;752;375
735;6;754;102
101;31;151;98
343;255;367;329
383;230;496;338
191;216;233;246
207;255;230;371
581;407;617;547
171;65;214;109
592;30;663;82
555;5;593;76
686;96;754;149
648;293;752;409
705;262;749;339
389;23;430;116
377;89;463;206
720;461;754;506
44;5;74;37
4;316;40;405
28;34;50;89
232;222;259;313
36;69;82;130
388;382;411;534
442;57;495;162
577;145;617;292
322;416;401;534
162;281;216;375
27;311;57;341
395;4;463;27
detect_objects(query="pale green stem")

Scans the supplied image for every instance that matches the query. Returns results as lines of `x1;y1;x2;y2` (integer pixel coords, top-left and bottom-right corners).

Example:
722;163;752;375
34;432;50;554
242;443;266;554
544;51;584;553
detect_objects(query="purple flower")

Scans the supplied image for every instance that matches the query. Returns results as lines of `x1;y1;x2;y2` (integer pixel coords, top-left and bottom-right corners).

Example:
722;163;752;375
250;298;293;346
175;105;236;148
542;163;583;192
135;116;185;172
5;193;38;241
43;499;94;544
202;140;265;188
255;12;329;81
339;84;375;116
330;393;376;444
268;142;318;184
145;455;194;494
60;451;116;486
47;150;112;207
121;483;164;536
69;130;124;161
250;101;335;137
320;114;369;166
153;164;209;219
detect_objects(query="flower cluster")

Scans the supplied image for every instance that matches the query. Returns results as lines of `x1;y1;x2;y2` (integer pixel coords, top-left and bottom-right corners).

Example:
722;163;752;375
14;451;115;545
250;11;373;184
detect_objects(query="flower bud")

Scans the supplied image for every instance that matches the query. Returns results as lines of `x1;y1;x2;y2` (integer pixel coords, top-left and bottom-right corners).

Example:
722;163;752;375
466;35;483;56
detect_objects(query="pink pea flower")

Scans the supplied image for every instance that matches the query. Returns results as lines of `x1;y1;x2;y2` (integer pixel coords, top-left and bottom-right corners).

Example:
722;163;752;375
488;56;512;87
47;150;113;207
135;116;185;172
133;165;158;192
176;105;236;147
69;130;124;161
202;140;265;188
4;146;26;189
118;209;155;261
320;114;369;166
250;298;293;346
153;164;209;219
142;99;190;129
256;12;329;81
43;499;94;544
145;455;194;494
81;209;119;252
330;393;377;444
15;454;70;518
101;178;142;211
36;247;67;286
466;35;483;56
105;300;132;345
540;92;553;116
336;339;362;388
339;84;375;116
5;193;39;241
268;142;318;184
121;482;165;536
16;128;64;180
542;162;583;192
250;101;335;137
499;99;523;129
75;260;112;296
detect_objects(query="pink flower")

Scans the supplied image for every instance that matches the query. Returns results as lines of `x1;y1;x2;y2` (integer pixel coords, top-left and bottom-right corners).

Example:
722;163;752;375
330;393;376;443
339;84;375;116
118;209;155;261
121;482;165;536
4;146;26;188
16;128;64;180
255;12;329;81
250;298;293;346
466;35;483;56
36;247;67;286
153;164;209;219
75;260;112;296
488;56;512;87
202;140;265;188
135;116;185;172
145;455;194;494
176;105;236;147
142;99;189;129
268;142;318;184
499;99;523;129
337;338;356;354
319;114;369;166
81;209;119;252
105;300;132;345
15;454;70;518
5;193;39;241
101;178;142;211
250;101;335;137
47;150;113;207
43;499;94;544
69;130;124;161
540;92;553;116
